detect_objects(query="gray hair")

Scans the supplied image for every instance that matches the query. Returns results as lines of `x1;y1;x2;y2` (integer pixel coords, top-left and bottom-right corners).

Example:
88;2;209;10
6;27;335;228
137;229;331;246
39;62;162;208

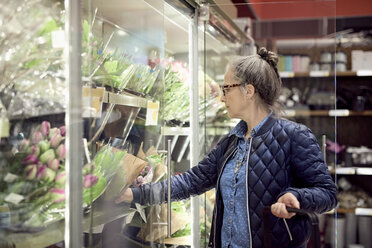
228;47;282;108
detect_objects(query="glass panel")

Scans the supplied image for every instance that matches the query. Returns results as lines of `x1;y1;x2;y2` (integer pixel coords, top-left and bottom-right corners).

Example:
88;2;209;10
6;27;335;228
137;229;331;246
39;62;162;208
200;1;338;248
81;0;167;247
0;0;67;246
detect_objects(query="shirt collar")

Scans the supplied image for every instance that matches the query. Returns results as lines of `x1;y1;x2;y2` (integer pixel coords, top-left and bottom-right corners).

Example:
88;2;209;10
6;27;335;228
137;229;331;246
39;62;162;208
229;111;273;138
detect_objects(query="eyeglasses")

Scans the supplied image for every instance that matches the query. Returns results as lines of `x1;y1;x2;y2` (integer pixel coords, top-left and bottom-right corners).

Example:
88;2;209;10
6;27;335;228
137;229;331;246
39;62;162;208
220;83;241;96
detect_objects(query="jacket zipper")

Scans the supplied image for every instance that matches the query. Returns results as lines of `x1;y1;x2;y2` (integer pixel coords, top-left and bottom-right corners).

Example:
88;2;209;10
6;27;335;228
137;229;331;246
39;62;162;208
213;146;237;247
245;137;253;248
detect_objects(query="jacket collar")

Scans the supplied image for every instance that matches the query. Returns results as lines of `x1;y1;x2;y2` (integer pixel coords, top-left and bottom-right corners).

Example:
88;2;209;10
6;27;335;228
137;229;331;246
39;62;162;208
229;111;276;138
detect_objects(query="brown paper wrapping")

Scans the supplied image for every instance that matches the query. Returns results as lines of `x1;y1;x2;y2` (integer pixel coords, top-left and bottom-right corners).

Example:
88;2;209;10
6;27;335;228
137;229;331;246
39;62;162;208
103;152;147;199
136;204;189;242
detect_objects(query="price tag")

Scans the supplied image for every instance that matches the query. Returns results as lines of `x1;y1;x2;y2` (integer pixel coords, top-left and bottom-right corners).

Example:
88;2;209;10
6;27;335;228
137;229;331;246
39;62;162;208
355;208;372;216
328;109;350;117
310;70;329;77
4;173;18;183
5;193;24;205
51;30;65;49
0;116;10;138
356;70;372;76
283;109;296;117
145;101;159;126
335;167;355;175
279;71;295;78
82;86;105;118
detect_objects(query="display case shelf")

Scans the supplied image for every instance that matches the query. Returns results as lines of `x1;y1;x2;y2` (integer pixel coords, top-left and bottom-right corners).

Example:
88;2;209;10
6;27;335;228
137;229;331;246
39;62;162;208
103;91;148;108
327;208;372;216
328;167;372;175
279;70;372;78
283;109;372;117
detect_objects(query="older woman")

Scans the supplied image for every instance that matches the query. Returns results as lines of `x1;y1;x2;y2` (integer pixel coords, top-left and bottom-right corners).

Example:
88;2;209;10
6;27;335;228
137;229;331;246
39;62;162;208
116;47;337;248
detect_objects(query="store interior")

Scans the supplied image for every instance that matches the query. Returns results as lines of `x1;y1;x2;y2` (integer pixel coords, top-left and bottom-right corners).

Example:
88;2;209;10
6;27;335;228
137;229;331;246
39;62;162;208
1;0;372;247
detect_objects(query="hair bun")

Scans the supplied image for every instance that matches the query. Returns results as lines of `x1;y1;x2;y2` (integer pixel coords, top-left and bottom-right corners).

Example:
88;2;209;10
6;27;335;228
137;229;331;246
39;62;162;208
258;47;278;68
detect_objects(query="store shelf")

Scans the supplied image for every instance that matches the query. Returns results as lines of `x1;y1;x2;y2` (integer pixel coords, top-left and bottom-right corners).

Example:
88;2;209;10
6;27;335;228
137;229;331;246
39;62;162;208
279;70;372;78
103;91;148;108
283;109;372;117
327;208;372;216
328;167;372;175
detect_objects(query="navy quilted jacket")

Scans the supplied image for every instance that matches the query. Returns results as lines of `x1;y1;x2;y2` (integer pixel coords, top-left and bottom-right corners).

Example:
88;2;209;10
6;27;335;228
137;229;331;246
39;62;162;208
132;116;338;248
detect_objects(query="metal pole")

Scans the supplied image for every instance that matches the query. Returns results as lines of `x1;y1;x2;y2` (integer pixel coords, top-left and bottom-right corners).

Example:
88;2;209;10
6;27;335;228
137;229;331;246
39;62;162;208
189;8;200;248
65;0;83;247
167;139;172;238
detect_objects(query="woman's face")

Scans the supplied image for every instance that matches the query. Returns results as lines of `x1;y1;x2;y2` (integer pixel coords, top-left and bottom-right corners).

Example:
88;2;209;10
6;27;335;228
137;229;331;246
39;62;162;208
221;69;246;119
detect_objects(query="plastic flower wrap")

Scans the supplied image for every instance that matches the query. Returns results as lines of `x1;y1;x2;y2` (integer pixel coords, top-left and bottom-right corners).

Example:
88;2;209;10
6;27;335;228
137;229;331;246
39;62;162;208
0;121;127;230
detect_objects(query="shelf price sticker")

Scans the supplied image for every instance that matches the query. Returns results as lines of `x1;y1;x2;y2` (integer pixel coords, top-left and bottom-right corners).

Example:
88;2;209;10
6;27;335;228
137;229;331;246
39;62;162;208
356;70;372;76
145;101;159;126
283;109;296;117
310;70;329;77
328;109;349;117
355;208;372;216
0;116;10;138
279;71;295;78
82;86;105;118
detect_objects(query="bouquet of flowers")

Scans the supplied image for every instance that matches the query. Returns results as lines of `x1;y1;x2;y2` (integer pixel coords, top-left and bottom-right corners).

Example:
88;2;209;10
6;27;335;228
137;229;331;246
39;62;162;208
0;121;127;230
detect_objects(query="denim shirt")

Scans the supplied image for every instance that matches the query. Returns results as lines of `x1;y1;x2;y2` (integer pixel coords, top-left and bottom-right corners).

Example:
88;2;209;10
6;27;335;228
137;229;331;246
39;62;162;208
220;112;272;248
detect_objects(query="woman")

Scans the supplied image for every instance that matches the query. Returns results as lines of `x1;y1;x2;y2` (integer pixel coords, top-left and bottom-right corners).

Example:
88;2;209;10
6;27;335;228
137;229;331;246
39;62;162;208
116;47;338;248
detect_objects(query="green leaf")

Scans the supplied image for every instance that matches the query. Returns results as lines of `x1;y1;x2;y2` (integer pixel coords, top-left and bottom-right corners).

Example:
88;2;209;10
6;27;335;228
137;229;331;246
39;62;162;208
37;19;58;36
104;60;118;74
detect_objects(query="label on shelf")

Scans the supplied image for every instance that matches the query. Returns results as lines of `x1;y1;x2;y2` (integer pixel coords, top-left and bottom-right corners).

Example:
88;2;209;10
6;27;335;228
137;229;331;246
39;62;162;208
283;109;296;117
310;70;329;77
355;208;372;216
328;109;350;117
0;116;10;138
356;70;372;76
279;71;295;78
145;101;159;126
4;193;24;205
335;167;355;175
82;86;105;118
356;168;372;175
4;173;18;183
51;30;65;49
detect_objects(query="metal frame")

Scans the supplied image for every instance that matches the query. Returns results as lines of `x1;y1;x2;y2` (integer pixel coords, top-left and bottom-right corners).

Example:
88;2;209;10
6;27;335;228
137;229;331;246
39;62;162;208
65;0;83;247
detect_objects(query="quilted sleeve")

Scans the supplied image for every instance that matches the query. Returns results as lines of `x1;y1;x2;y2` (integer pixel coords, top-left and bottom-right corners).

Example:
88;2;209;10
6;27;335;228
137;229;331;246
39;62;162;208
281;124;338;213
132;136;226;205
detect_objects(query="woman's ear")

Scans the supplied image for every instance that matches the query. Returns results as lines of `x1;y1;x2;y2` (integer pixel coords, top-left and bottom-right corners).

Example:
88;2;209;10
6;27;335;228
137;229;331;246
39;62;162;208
245;84;255;99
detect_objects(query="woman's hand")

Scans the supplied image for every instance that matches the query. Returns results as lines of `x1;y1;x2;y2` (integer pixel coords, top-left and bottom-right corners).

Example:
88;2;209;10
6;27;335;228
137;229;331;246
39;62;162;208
115;188;133;204
271;192;300;219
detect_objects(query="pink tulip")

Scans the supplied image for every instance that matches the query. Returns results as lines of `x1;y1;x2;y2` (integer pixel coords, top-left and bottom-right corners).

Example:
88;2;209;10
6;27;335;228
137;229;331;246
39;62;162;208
50;188;65;203
48;159;60;171
24;164;37;180
55;171;66;185
27;145;40;157
83;174;98;188
48;128;61;139
22;154;39;165
32;131;44;144
82;163;94;175
50;133;63;148
59;126;66;137
56;144;66;160
38;140;50;153
36;164;47;180
40;121;50;137
39;149;55;164
19;139;30;152
43;168;56;182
